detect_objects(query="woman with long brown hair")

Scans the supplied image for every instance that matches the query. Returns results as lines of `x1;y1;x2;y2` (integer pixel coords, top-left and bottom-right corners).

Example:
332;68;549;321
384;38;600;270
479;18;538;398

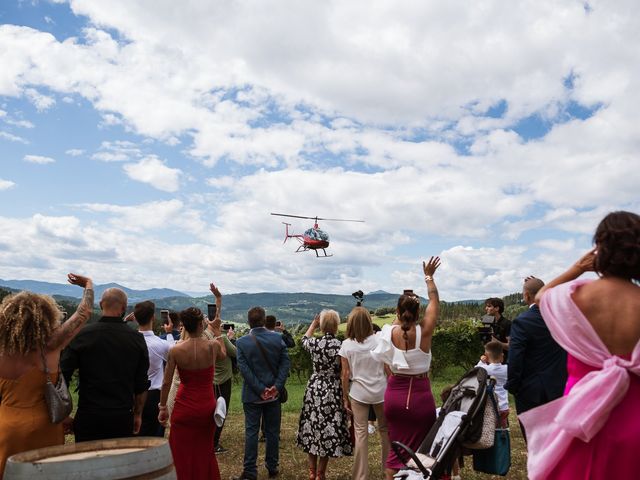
372;257;441;479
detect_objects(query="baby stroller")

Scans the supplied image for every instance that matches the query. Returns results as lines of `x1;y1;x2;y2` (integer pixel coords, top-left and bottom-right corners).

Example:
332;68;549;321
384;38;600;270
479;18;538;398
392;367;497;480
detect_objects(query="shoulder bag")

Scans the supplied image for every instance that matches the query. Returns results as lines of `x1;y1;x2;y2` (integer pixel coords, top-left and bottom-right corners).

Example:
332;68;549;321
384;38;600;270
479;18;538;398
472;383;511;476
40;343;73;423
250;334;288;403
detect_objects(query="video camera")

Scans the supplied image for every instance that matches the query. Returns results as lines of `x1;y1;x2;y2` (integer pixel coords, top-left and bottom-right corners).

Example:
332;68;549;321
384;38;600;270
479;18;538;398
352;290;364;307
477;315;496;345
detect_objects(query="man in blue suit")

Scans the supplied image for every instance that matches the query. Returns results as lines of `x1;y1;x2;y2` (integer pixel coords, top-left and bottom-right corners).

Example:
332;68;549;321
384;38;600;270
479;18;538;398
233;306;290;480
506;277;567;438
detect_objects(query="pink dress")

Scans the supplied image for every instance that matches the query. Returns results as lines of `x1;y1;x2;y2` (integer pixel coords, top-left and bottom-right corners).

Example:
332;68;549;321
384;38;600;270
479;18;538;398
520;279;640;480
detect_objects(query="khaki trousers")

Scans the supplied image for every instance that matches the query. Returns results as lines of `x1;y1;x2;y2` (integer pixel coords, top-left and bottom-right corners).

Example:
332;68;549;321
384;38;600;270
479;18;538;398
350;398;390;480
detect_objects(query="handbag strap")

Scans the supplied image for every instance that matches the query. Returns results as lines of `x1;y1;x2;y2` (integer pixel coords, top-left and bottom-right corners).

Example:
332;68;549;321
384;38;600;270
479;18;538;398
250;333;278;378
39;341;53;383
486;382;501;428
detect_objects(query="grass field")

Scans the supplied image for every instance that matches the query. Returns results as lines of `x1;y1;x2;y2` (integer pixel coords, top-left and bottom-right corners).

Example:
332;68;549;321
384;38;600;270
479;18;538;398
65;366;528;479
213;367;528;480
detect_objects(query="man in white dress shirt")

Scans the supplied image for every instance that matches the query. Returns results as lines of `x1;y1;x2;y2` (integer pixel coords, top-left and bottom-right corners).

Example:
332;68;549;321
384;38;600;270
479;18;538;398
133;300;175;437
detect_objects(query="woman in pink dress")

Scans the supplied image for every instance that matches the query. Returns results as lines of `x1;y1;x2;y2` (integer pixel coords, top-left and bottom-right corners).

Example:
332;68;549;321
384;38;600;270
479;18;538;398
520;211;640;479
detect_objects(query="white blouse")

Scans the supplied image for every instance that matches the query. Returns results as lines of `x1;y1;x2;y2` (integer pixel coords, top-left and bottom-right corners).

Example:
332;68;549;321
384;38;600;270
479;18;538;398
371;324;431;375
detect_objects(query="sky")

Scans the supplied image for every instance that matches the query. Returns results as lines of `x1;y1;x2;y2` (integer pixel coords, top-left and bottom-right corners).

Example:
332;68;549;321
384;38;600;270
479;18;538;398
0;0;638;299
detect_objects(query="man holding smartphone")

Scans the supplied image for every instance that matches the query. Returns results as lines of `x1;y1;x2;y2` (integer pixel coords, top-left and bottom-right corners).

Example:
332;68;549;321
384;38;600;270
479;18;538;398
265;315;295;348
133;302;175;437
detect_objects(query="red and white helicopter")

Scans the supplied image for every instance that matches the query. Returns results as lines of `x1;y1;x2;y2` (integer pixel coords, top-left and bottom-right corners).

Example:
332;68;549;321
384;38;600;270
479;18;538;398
271;213;364;257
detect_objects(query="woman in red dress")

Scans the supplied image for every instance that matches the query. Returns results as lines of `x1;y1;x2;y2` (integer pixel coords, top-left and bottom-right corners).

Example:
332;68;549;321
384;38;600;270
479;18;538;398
159;285;226;480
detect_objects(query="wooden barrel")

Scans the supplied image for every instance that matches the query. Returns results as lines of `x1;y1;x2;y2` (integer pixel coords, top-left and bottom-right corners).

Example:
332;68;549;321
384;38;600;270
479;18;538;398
4;437;176;479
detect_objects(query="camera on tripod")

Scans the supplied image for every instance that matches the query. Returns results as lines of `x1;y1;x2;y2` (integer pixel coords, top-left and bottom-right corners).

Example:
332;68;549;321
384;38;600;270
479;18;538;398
352;290;364;307
477;315;495;344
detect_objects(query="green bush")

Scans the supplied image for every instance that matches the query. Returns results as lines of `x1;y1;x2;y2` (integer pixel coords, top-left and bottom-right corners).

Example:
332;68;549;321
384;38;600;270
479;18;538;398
430;319;483;375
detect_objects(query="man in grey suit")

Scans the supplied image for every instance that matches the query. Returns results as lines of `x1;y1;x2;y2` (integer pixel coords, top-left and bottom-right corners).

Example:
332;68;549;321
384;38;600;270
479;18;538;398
233;307;290;480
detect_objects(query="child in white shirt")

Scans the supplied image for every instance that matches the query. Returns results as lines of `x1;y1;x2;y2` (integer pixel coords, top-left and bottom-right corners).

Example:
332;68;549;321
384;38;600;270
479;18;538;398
476;340;509;427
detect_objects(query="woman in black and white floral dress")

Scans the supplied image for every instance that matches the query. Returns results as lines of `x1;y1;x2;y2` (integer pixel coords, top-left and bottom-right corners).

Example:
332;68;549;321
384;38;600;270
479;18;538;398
296;309;352;480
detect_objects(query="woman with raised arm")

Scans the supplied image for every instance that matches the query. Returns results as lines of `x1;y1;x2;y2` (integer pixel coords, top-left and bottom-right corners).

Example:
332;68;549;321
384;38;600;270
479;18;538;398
296;310;353;480
520;211;640;480
372;257;441;480
0;273;93;477
158;283;226;480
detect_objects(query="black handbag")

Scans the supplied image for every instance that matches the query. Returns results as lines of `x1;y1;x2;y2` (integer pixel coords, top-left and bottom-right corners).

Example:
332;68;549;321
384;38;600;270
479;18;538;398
250;334;288;403
40;344;73;424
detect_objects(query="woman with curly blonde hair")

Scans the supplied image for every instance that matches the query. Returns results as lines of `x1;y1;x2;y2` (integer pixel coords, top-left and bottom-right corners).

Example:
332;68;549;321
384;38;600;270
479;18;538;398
0;273;93;477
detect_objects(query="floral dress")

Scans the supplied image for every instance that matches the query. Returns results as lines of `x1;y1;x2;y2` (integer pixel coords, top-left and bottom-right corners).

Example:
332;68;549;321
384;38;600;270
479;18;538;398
296;333;353;457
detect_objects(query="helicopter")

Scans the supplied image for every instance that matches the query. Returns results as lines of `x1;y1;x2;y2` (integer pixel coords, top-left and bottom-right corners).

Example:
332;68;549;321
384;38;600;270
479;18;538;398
270;213;365;257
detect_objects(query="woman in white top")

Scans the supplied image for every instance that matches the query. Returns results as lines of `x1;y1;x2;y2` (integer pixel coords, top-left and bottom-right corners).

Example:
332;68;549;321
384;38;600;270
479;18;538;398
372;256;441;480
339;307;389;480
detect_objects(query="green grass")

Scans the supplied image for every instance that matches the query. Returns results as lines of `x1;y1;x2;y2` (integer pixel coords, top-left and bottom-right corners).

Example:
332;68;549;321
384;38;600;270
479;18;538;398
66;367;528;479
220;367;528;479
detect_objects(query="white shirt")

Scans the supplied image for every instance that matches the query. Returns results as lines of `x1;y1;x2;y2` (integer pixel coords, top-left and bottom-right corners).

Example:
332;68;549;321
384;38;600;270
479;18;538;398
141;331;174;390
339;335;387;404
475;361;509;411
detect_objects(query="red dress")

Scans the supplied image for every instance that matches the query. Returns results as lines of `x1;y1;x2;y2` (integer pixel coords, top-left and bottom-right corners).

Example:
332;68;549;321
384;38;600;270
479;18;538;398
170;366;220;480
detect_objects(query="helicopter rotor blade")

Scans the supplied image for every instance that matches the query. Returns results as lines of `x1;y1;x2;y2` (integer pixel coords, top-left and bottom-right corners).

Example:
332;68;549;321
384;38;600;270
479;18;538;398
315;217;365;223
271;213;318;220
271;213;364;223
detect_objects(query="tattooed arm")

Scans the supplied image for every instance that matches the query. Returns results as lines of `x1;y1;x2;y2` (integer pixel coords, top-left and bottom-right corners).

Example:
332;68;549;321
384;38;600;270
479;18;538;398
48;273;95;351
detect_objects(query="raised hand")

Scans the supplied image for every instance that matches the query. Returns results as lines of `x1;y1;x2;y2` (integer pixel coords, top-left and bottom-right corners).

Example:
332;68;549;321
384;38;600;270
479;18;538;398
422;256;441;277
209;283;222;298
574;248;597;273
67;273;92;289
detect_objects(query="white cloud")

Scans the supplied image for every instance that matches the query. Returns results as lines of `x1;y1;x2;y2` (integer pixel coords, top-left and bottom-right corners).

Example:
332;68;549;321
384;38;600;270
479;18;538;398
65;148;85;156
0;131;28;143
24;88;55;111
123;156;182;192
23;154;55;164
0;3;638;296
0;179;15;190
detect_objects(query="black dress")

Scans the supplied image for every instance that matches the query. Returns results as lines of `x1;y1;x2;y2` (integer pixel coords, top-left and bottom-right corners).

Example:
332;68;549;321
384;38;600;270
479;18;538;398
296;333;353;457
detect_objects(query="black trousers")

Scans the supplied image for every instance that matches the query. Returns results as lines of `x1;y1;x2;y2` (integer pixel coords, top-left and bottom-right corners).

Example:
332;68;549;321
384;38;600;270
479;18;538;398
213;378;232;448
74;408;133;442
139;389;164;437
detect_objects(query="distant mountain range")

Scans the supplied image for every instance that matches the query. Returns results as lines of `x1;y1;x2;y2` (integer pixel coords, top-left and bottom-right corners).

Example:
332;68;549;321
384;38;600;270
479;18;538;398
0;278;413;325
0;279;189;304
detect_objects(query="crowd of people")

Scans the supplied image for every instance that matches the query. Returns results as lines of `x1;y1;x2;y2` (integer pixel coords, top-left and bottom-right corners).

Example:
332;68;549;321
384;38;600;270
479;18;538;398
0;210;638;480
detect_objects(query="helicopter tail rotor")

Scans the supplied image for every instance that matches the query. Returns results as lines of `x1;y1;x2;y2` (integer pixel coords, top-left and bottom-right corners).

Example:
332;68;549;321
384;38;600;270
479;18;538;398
282;222;292;243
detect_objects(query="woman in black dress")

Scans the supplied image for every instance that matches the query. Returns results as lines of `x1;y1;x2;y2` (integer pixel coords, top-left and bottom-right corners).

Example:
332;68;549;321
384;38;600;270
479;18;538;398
296;309;352;480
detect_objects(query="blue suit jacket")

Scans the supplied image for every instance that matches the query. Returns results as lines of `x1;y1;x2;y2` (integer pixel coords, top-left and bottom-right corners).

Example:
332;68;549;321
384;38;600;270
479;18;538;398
506;304;567;413
236;327;291;404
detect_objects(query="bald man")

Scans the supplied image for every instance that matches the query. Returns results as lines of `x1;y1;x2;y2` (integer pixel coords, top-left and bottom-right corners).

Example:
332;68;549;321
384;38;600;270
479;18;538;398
62;287;150;442
506;277;567;437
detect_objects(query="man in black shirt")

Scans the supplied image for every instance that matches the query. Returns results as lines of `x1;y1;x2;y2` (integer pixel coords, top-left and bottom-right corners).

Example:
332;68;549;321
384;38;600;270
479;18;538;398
484;297;512;362
61;287;150;442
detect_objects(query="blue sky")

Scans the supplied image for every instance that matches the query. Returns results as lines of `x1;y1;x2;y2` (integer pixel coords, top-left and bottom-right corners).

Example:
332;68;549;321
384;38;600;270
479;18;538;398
0;0;638;299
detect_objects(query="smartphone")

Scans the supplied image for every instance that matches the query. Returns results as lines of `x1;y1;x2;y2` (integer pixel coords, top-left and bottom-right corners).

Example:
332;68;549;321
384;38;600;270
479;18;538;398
207;304;217;320
160;310;170;325
275;320;282;327
222;323;234;330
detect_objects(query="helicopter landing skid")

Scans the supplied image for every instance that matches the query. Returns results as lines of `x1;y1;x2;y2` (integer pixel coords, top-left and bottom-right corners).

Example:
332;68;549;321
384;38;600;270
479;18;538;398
295;245;332;257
